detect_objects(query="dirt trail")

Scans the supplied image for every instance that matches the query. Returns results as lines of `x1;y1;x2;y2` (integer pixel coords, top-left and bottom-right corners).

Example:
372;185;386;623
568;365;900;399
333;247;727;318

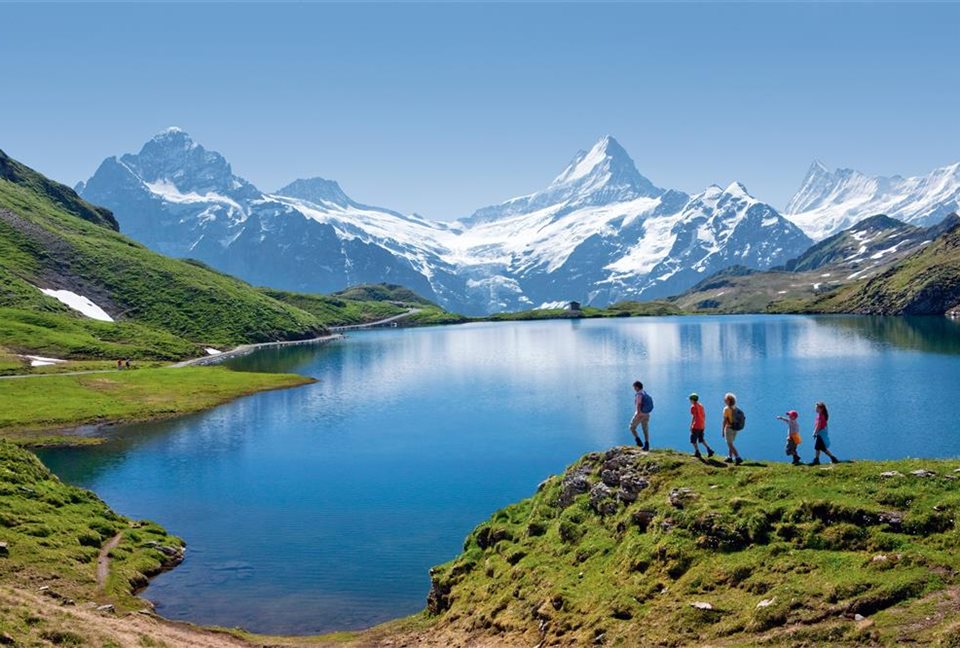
97;532;124;589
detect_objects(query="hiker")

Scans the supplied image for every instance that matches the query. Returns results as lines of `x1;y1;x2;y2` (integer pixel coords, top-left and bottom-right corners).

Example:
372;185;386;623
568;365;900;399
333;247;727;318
116;359;123;370
776;410;802;465
629;380;653;451
811;401;840;465
688;393;715;459
721;392;744;465
124;358;131;370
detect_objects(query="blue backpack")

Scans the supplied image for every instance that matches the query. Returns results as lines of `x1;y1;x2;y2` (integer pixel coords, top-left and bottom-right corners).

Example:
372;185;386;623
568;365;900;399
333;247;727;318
640;392;654;414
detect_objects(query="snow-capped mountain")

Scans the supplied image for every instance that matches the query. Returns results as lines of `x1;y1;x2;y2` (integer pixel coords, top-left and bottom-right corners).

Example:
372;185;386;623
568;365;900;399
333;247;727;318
449;137;811;306
80;130;812;314
79;128;464;304
785;160;960;240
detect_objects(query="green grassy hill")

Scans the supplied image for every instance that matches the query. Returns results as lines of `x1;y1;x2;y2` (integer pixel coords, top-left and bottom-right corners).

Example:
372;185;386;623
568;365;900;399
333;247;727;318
0;149;329;360
424;447;960;647
264;283;467;327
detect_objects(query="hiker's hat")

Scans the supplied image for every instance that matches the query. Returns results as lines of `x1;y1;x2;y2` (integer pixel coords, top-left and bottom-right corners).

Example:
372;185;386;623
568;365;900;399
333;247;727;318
787;410;799;419
689;393;699;401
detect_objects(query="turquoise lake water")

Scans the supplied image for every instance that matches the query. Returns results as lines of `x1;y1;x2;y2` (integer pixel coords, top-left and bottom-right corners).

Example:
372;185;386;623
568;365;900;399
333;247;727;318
37;315;960;634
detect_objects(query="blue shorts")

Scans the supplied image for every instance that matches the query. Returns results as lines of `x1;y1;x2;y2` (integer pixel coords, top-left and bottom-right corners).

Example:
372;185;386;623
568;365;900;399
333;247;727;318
814;429;830;451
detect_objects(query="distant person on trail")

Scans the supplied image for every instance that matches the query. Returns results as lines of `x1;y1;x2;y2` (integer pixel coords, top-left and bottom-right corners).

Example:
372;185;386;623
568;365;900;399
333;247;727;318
811;402;840;465
124;358;131;370
116;359;123;371
722;392;745;465
630;381;653;451
777;410;803;465
688;393;715;459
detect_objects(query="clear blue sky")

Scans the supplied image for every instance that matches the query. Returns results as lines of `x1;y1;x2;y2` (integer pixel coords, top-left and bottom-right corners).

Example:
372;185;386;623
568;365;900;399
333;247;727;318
2;2;958;219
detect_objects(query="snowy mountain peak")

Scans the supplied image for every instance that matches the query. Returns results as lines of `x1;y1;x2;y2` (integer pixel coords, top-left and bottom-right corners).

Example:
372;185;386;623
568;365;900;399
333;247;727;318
724;181;751;198
548;135;659;199
275;177;354;208
785;159;960;240
465;135;663;224
551;135;631;185
117;130;257;200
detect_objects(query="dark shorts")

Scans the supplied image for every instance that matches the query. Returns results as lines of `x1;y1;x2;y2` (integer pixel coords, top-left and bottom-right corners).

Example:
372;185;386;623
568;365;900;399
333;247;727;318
814;436;828;452
785;438;798;455
690;428;705;444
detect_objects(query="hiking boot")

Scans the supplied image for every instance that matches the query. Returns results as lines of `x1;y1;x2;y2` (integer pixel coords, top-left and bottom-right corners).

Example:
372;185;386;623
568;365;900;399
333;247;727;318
734;457;743;466
693;451;702;459
642;443;650;452
724;457;734;464
810;458;821;466
792;457;802;465
635;437;643;448
830;456;840;464
707;449;715;458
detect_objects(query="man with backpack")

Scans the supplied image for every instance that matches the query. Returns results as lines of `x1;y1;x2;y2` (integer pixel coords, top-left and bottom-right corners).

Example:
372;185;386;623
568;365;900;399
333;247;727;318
629;380;653;451
722;392;745;465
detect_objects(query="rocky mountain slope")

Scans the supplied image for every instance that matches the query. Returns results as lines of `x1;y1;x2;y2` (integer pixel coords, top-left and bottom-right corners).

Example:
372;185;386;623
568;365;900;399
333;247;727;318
785;160;960;240
80;131;813;314
805;216;960;315
673;214;956;314
424;447;960;647
0;148;327;360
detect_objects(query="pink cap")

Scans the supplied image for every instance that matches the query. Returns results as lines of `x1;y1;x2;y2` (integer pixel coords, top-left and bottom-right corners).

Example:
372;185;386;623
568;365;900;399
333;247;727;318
787;410;799;419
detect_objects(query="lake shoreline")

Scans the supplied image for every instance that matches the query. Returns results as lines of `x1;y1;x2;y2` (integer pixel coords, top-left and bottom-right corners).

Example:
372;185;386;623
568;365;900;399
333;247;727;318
19;314;960;646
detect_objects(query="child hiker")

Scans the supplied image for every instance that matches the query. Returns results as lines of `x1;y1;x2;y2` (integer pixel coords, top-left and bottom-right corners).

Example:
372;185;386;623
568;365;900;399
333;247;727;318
688;393;715;459
721;392;745;465
776;410;802;465
811;401;840;465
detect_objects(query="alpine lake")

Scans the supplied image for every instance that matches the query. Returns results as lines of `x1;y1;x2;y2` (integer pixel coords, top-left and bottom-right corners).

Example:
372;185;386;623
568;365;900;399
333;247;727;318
37;315;960;634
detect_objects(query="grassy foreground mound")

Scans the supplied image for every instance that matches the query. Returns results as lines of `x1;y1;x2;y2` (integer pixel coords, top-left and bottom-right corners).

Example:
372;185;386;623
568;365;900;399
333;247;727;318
426;448;960;646
0;367;313;445
0;441;184;640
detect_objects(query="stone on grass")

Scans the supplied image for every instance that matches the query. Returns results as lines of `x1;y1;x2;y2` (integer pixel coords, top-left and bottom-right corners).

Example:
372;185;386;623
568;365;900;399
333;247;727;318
589;483;619;516
668;487;696;508
97;604;115;614
910;469;937;478
756;598;776;609
879;471;903;478
690;601;713;610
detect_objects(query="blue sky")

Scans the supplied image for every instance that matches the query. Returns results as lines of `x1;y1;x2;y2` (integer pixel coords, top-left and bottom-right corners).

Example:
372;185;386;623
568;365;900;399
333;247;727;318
2;2;958;219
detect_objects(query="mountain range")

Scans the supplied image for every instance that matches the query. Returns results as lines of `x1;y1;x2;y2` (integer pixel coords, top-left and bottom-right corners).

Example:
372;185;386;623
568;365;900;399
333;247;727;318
78;130;960;314
784;160;960;240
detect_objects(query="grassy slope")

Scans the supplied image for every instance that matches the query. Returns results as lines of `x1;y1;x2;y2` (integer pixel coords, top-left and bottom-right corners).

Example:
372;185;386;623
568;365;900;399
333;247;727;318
0;367;313;445
426;448;960;647
0;153;328;360
264;283;468;327
0;440;188;645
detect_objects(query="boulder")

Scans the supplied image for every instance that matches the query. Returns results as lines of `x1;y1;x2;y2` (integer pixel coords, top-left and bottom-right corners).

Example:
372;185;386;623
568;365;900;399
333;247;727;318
589;483;619;516
618;473;649;503
879;471;903;478
668;487;696;509
558;468;592;507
